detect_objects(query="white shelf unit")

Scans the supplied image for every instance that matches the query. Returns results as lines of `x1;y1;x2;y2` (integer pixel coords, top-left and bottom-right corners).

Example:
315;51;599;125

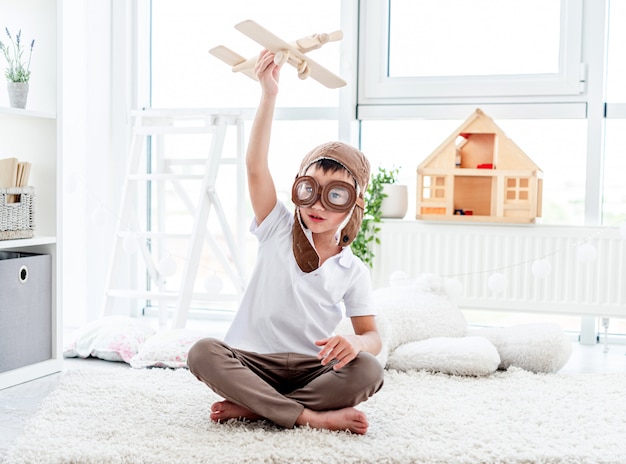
0;0;62;390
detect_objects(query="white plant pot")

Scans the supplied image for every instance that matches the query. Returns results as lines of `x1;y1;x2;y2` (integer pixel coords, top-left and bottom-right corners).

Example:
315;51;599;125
7;81;29;109
380;183;408;219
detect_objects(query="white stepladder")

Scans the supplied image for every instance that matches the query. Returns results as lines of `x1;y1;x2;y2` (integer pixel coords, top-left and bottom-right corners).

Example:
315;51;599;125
101;108;247;328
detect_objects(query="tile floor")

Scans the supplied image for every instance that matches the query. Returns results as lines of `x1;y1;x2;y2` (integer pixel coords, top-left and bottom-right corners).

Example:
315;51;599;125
1;324;625;461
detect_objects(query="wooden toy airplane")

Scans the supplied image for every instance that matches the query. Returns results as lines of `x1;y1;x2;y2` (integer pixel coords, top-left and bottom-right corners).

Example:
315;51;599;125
210;19;346;89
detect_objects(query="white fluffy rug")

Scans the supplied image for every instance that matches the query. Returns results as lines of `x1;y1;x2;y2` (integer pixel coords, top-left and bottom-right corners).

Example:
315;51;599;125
6;367;626;464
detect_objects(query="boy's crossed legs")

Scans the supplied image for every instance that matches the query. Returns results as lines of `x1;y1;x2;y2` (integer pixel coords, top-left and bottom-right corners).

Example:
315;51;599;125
187;338;384;435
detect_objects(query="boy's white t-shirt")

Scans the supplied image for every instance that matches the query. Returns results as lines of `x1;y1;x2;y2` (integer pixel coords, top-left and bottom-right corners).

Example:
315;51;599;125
224;201;375;357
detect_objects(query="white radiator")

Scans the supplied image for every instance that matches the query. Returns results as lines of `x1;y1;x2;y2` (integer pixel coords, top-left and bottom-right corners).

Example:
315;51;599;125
371;221;626;318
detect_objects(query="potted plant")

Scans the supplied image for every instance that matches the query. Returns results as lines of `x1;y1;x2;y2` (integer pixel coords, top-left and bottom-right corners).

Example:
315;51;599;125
380;174;408;219
352;166;402;268
0;28;35;109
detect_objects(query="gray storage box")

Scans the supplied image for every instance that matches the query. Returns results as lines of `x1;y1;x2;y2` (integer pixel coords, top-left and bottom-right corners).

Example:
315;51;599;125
0;251;51;373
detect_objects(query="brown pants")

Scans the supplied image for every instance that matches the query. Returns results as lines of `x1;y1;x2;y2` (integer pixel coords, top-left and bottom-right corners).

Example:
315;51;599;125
187;337;384;428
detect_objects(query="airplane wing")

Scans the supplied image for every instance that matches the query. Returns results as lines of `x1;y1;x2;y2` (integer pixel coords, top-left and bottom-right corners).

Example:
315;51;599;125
234;20;346;89
209;45;258;81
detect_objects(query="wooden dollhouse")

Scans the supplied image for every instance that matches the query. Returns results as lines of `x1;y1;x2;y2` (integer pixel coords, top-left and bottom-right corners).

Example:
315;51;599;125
416;109;543;223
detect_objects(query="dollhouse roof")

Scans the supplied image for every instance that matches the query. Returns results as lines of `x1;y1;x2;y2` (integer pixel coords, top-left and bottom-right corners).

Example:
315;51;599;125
418;108;542;172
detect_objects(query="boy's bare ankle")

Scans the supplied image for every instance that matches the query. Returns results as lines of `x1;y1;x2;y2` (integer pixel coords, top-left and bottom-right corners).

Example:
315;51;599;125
296;407;369;435
210;400;262;422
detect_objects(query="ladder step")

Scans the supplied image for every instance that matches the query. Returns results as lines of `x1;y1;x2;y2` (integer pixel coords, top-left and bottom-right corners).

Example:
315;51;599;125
127;173;204;181
163;158;239;166
162;158;207;166
107;289;239;302
118;231;192;239
134;126;216;135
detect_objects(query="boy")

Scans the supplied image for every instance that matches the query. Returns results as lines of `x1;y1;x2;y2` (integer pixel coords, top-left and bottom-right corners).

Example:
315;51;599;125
187;50;383;435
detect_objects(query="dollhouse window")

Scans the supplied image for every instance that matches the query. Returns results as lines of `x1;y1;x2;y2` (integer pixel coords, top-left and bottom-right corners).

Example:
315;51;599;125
506;177;529;201
423;176;445;200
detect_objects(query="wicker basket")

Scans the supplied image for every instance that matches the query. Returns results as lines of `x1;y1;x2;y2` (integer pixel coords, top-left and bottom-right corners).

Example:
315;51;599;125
0;187;35;240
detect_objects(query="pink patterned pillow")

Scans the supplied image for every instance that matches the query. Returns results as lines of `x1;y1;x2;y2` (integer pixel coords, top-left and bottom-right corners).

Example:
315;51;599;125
63;316;156;363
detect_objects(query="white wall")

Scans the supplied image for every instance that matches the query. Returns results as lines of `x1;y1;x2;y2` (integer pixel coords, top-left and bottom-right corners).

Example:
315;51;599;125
61;0;118;327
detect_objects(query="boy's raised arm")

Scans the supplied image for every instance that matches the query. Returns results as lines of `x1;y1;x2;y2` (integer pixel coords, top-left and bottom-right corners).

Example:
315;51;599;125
246;50;281;224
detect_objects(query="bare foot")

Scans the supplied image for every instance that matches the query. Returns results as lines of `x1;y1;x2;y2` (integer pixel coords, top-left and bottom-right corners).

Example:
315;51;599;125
210;400;262;422
296;407;369;435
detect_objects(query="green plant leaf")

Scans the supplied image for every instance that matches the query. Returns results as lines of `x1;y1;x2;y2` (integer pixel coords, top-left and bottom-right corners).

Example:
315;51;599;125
351;165;400;267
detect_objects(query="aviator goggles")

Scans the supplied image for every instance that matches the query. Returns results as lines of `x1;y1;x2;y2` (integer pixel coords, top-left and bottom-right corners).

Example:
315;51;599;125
291;176;358;213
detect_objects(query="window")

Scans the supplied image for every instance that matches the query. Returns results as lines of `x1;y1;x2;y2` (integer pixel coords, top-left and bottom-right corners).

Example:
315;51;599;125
141;0;343;313
389;0;561;78
151;0;342;108
603;120;626;226
603;0;626;226
358;0;584;104
606;0;626;103
357;0;624;339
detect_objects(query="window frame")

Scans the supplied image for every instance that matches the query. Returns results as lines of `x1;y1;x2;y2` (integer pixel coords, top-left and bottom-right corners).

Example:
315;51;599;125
357;0;585;106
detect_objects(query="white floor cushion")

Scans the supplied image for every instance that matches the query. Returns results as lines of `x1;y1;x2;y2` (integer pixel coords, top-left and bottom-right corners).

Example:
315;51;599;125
373;275;468;351
387;336;501;376
468;323;573;373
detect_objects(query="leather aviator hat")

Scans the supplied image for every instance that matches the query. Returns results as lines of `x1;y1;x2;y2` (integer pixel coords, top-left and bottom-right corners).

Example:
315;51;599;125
291;141;370;273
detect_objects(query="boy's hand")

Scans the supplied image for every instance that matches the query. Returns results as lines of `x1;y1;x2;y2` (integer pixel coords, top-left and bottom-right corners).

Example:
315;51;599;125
254;49;281;97
315;335;360;371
